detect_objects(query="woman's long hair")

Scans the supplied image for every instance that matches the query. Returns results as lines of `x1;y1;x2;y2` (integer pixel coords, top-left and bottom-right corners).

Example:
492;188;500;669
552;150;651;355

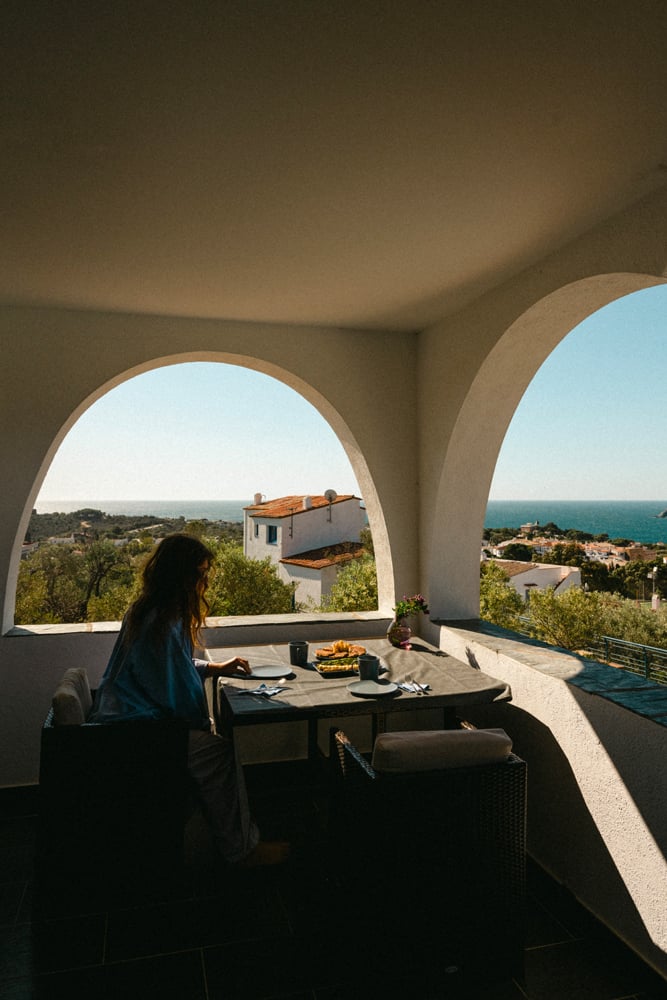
124;533;214;650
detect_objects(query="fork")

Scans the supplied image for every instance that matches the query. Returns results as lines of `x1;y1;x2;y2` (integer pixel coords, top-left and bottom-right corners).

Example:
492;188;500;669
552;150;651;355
407;675;423;695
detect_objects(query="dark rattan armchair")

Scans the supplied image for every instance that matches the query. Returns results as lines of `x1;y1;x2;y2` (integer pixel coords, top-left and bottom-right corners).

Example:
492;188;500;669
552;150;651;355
328;728;527;986
37;670;191;903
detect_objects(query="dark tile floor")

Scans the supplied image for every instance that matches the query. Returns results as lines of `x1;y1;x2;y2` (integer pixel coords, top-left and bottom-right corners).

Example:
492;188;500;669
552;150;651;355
2;764;667;1000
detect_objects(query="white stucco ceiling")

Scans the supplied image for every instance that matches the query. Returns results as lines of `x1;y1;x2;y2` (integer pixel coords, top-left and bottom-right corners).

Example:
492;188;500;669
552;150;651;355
2;1;667;330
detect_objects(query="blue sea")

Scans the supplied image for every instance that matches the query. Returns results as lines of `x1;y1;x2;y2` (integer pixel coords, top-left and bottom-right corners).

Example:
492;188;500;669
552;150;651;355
485;500;667;545
34;498;667;544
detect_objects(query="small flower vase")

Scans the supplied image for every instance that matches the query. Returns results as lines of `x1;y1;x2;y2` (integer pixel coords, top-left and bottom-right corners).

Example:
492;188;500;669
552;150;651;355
387;617;412;648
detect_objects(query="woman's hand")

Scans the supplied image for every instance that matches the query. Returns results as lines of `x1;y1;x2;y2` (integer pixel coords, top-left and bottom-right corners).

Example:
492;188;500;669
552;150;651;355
207;656;251;677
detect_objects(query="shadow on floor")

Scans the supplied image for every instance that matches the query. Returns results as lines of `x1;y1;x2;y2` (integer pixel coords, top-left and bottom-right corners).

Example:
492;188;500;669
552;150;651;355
2;764;667;999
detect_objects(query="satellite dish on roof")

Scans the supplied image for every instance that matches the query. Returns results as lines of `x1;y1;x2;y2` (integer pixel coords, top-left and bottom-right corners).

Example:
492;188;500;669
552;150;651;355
324;489;337;503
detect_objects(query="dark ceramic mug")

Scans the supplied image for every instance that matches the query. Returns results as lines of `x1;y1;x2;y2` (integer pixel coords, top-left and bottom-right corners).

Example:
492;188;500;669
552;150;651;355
289;640;309;666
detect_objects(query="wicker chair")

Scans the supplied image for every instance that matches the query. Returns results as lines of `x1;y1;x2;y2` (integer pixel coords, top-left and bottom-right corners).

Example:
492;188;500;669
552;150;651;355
37;668;191;903
328;728;526;985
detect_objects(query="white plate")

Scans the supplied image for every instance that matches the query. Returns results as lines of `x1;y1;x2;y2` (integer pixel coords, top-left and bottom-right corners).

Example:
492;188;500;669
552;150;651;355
347;680;398;698
247;664;291;680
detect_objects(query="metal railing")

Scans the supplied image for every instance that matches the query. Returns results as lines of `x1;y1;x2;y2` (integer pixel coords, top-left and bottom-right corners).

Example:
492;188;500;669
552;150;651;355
514;616;667;685
586;636;667;686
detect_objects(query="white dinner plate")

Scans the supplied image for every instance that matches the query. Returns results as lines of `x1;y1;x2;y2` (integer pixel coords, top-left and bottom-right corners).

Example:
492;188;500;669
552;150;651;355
347;680;398;698
247;664;291;680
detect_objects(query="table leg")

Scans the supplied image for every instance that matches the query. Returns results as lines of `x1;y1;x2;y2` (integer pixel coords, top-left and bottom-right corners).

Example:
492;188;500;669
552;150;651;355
372;712;387;744
443;707;458;729
308;717;319;761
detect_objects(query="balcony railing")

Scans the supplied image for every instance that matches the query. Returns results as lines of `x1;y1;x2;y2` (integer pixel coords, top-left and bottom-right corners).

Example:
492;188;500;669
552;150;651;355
587;634;667;685
515;615;667;686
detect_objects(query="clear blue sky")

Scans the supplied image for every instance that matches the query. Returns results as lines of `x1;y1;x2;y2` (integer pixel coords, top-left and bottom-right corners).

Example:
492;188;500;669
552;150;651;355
489;284;667;501
38;365;362;502
38;285;667;503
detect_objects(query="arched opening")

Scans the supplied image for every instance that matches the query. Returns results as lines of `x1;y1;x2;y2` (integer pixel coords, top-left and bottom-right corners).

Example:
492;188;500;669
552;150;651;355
427;274;667;622
10;354;389;628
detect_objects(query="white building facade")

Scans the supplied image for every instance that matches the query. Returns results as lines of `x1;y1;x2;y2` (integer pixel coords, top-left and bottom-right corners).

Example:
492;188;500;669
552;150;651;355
243;494;366;605
494;559;582;600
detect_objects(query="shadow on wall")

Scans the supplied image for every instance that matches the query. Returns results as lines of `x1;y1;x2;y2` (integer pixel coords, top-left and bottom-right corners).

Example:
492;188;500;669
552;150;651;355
462;698;667;976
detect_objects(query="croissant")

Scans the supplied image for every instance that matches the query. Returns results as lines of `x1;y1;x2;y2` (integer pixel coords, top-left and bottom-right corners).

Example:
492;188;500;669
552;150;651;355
315;642;366;660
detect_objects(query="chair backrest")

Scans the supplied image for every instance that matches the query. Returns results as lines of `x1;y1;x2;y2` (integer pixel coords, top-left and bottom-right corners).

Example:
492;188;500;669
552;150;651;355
51;666;93;725
328;727;526;983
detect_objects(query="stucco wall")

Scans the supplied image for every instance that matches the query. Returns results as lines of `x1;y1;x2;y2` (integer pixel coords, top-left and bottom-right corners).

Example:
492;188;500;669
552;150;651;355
276;562;322;607
438;621;667;981
0;315;419;636
418;186;667;622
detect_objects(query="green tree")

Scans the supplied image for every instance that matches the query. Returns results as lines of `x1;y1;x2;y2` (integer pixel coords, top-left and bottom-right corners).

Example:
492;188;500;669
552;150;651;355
597;592;667;648
206;540;294;615
81;540;132;618
15;562;50;624
359;525;374;556
527;587;605;650
319;554;378;612
87;583;135;623
15;543;86;623
184;520;207;539
479;562;524;629
500;543;534;562
541;542;586;566
565;529;593;542
609;561;656;600
580;560;613;593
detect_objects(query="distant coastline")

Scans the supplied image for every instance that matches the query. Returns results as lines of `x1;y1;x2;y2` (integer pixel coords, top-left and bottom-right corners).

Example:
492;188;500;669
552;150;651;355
485;500;667;545
34;499;252;523
34;498;667;545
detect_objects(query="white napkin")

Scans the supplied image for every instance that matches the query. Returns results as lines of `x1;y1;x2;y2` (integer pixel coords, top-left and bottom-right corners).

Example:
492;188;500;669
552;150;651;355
397;681;431;694
238;683;285;697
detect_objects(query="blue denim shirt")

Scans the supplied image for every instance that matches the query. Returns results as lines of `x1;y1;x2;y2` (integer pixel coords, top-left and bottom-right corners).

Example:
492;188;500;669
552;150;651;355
89;610;209;729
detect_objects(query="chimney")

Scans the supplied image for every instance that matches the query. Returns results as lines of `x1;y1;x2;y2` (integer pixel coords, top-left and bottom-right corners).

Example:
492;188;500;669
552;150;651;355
302;496;312;510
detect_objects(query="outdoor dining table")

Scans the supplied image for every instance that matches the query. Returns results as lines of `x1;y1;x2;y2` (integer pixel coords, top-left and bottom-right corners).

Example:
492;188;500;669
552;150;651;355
207;636;511;760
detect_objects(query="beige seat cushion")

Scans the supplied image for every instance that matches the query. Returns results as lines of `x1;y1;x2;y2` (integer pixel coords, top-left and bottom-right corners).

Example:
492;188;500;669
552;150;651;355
51;667;93;726
371;728;512;773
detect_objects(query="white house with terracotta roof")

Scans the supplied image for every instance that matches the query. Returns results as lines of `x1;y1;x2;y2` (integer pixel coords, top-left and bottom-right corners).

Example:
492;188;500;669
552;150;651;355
243;494;367;606
493;559;582;601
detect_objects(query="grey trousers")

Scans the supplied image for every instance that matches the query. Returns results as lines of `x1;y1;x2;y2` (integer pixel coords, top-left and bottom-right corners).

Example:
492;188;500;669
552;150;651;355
187;730;260;863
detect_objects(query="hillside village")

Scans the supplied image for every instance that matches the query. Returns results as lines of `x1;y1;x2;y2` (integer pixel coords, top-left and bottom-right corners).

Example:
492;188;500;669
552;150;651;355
19;496;369;619
482;520;667;605
484;519;660;567
22;505;667;616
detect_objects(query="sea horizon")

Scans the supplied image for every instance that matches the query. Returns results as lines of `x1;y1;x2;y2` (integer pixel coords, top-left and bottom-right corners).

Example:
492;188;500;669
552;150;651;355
34;499;253;523
34;498;667;544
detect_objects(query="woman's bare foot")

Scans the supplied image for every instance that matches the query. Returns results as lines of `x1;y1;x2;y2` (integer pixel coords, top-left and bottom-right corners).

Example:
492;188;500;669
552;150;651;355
239;840;290;868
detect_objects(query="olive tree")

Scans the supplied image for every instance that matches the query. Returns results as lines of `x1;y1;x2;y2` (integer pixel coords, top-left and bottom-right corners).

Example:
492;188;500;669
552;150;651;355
319;554;378;612
479;562;525;629
205;540;295;615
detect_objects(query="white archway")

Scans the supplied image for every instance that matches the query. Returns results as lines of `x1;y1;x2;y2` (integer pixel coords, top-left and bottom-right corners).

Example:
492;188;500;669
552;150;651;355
7;351;394;629
427;273;667;621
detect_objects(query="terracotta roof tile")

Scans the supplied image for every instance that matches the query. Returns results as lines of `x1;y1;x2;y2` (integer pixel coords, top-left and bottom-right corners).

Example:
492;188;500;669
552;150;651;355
494;559;536;577
244;494;358;518
280;541;366;569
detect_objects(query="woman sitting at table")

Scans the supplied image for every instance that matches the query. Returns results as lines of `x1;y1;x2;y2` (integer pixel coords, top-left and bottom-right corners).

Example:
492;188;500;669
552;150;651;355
89;532;289;867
